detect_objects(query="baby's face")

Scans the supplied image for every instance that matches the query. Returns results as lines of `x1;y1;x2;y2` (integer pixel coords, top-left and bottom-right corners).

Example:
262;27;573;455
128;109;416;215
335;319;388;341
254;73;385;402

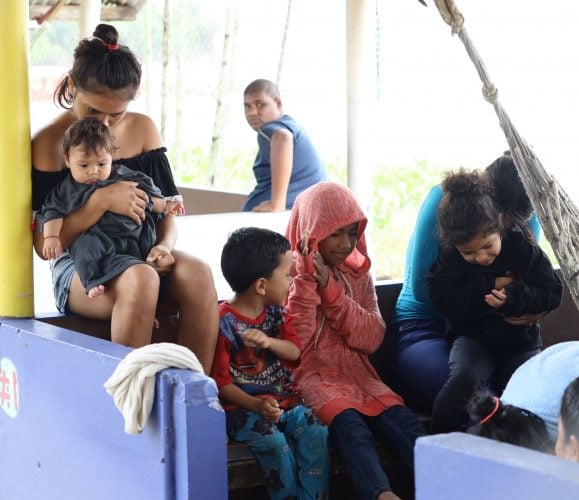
66;146;113;185
318;222;359;266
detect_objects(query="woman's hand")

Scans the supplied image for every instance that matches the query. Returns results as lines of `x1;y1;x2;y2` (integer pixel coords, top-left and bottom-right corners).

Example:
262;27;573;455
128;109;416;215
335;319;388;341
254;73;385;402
503;313;542;326
146;244;175;275
97;181;149;225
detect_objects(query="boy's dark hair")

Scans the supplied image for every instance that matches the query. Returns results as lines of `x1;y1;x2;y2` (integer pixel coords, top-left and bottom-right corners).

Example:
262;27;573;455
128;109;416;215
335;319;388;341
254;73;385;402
486;151;534;239
244;79;280;99
221;227;290;293
438;168;503;248
560;377;579;440
63;118;116;157
467;392;552;453
54;23;142;108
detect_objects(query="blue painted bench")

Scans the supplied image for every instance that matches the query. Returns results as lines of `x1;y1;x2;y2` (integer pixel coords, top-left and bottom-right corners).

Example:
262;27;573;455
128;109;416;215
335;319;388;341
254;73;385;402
22;269;579;496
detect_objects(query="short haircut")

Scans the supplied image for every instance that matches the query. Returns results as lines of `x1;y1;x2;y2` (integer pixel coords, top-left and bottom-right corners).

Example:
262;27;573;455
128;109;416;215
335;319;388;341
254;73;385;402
221;227;290;293
560;377;579;440
243;79;280;99
63;118;116;157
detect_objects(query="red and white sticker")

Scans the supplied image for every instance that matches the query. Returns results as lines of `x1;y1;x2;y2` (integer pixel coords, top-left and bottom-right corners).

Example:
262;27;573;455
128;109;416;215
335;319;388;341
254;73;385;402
0;358;19;419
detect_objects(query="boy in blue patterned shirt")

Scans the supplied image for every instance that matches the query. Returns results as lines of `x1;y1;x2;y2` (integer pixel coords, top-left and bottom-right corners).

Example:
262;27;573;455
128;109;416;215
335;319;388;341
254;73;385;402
211;227;329;499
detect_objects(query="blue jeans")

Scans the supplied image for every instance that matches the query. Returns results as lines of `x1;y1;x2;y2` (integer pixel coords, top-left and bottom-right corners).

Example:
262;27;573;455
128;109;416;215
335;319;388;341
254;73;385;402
329;406;426;500
385;319;450;412
228;405;329;500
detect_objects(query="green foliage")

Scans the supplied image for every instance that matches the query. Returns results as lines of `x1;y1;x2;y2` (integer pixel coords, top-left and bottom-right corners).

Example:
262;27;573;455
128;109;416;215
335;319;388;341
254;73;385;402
170;146;255;193
370;159;446;279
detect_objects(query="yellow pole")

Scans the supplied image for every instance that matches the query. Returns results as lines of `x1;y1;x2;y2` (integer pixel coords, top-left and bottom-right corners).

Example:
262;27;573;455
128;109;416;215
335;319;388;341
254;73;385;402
0;1;33;317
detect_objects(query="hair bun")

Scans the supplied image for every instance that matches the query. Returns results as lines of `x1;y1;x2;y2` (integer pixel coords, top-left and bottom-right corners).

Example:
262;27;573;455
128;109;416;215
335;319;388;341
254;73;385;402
93;24;119;45
442;168;491;198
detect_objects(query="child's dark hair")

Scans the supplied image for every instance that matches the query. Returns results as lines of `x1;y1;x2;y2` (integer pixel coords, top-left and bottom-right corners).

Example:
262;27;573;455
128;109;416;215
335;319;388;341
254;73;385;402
560;376;579;441
54;24;142;108
486;151;534;240
438;168;502;248
63;119;116;157
467;392;552;452
221;227;290;293
244;79;280;99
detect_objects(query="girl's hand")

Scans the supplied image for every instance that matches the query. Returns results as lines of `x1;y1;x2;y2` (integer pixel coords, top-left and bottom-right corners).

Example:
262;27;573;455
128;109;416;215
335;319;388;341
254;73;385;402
495;276;514;290
485;288;507;309
257;397;283;423
242;328;271;349
97;181;149;225
312;251;329;288
146;244;175;275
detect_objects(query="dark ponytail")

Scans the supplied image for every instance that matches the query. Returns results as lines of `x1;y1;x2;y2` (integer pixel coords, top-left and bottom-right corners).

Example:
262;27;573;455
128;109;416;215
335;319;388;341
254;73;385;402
54;24;142;108
467;392;552;452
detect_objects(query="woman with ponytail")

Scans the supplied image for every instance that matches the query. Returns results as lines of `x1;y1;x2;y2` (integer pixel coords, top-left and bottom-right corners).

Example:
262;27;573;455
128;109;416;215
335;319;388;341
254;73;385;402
467;392;552;453
32;24;218;374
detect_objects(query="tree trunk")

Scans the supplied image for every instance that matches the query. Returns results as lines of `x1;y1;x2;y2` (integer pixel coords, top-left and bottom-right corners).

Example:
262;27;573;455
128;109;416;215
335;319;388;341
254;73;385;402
160;0;170;139
174;0;185;153
208;0;239;187
277;0;293;87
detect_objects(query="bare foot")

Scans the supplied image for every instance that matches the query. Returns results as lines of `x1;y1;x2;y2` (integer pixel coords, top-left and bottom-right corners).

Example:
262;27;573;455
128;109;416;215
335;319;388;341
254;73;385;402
378;491;402;500
88;284;105;298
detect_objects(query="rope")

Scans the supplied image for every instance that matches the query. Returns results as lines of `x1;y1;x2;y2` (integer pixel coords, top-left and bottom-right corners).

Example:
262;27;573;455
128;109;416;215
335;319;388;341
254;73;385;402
431;0;579;311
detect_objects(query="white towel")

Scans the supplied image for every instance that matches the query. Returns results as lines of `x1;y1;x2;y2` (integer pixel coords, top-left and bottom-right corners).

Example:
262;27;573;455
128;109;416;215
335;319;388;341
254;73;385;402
104;342;204;434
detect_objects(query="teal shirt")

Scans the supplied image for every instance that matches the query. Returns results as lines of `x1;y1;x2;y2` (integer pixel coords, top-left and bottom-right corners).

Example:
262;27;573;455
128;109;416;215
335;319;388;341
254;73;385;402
392;184;542;324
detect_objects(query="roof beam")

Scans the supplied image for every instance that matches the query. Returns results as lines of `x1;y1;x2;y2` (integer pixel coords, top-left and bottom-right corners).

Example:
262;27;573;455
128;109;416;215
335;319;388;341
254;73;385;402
29;5;138;22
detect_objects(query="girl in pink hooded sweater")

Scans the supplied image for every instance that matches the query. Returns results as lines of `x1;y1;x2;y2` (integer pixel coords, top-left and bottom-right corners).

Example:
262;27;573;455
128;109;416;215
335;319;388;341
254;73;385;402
286;182;426;500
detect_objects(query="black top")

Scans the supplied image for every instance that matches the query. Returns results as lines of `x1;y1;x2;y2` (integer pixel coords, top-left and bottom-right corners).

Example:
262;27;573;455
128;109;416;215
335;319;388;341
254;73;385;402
426;230;563;348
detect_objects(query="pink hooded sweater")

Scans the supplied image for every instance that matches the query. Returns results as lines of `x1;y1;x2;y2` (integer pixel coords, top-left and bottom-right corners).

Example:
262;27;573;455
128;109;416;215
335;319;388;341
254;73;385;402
286;182;404;425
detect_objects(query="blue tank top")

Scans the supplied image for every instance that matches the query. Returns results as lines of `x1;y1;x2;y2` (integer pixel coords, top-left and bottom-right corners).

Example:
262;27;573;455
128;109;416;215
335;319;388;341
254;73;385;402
243;115;326;211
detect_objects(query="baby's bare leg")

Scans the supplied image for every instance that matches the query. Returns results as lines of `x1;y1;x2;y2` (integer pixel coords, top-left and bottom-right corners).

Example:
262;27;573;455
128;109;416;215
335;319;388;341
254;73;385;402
88;284;106;298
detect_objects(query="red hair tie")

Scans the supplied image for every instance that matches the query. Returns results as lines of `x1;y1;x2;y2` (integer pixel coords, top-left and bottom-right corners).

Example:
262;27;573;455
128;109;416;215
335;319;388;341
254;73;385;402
107;43;119;52
479;396;500;425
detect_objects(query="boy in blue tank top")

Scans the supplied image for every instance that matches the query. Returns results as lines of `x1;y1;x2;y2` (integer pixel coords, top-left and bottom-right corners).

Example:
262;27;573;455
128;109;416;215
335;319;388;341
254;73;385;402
242;79;327;212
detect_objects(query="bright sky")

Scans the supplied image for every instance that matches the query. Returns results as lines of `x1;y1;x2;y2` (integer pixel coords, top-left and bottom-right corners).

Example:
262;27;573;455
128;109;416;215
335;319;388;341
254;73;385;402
375;0;579;201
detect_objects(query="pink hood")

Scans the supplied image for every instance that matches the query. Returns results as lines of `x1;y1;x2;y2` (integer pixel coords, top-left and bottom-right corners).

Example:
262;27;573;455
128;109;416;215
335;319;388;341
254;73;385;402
286;182;370;275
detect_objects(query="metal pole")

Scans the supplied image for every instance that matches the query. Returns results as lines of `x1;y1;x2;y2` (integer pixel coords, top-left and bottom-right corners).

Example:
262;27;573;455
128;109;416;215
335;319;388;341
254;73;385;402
0;1;33;317
346;0;375;206
80;0;102;39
